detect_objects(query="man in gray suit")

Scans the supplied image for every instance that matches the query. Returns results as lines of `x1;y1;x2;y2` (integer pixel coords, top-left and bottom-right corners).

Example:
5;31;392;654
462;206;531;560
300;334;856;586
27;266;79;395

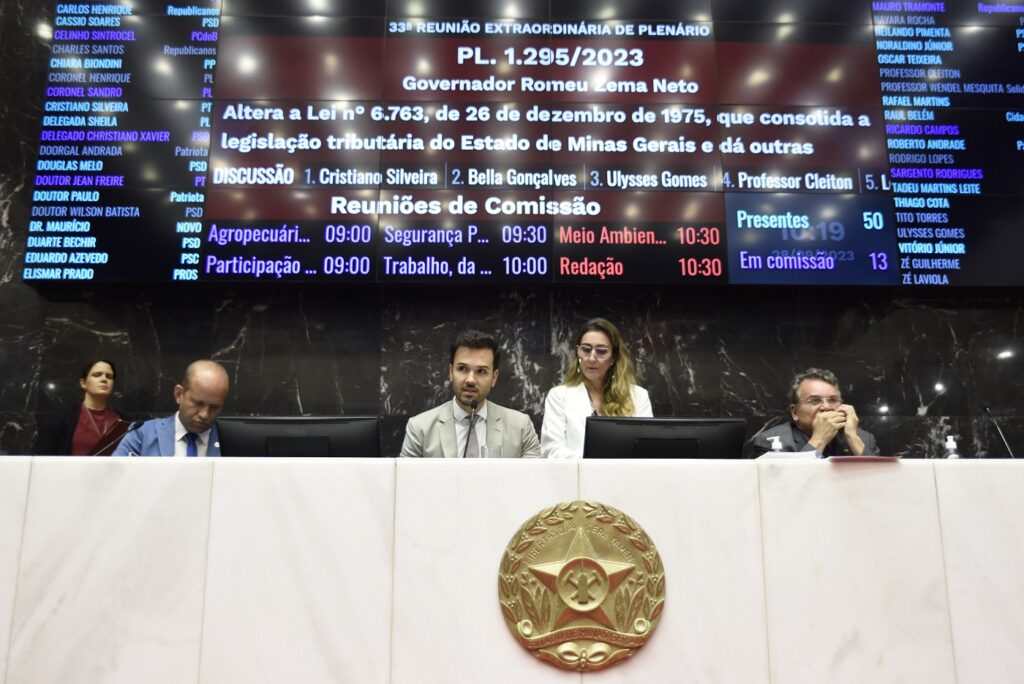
752;367;880;458
400;330;540;458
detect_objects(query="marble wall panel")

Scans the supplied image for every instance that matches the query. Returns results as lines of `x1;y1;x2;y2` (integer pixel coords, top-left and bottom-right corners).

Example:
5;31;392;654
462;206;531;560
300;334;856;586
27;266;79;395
0;458;31;683
379;286;553;417
714;293;893;417
391;459;578;684
970;417;1024;459
758;460;956;684
935;461;1024;684
6;458;214;684
579;460;770;683
547;289;726;417
860;415;964;459
200;458;395;683
0;7;52;175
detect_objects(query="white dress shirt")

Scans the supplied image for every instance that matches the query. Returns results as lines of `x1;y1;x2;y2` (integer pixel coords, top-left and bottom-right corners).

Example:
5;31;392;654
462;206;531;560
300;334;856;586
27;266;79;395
173;413;213;458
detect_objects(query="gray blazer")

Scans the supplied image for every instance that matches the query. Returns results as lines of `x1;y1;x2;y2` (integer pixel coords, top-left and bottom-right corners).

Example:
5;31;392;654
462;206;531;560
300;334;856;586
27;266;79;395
400;400;540;458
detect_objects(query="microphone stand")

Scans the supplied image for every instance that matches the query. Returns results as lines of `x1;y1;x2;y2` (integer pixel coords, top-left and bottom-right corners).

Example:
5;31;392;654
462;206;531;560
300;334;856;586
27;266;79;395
461;399;479;458
983;405;1016;459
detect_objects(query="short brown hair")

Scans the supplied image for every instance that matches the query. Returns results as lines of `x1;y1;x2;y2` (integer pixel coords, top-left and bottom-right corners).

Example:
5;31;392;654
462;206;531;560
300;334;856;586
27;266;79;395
788;368;840;405
449;330;500;370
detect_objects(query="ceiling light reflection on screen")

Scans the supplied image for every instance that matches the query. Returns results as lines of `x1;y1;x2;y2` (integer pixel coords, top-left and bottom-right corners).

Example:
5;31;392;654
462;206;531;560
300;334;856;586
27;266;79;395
153;59;173;76
747;69;771;87
237;54;258;75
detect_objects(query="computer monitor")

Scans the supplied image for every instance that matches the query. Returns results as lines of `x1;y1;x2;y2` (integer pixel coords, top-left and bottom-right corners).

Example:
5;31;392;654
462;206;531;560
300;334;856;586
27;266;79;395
583;416;748;459
217;416;381;457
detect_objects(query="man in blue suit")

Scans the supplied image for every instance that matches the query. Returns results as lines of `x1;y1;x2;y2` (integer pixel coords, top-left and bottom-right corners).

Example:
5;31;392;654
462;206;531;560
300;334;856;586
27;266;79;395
113;360;230;457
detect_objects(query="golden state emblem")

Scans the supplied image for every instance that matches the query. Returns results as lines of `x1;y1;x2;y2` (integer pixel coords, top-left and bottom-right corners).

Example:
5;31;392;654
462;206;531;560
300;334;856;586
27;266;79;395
498;501;665;671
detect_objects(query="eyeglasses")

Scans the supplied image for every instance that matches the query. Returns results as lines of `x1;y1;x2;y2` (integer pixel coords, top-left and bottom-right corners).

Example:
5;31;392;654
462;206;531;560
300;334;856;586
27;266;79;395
801;395;843;407
577;344;612;360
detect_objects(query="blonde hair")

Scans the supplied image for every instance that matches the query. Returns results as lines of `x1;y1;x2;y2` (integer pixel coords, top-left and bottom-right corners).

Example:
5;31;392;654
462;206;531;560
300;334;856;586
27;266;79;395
562;318;639;416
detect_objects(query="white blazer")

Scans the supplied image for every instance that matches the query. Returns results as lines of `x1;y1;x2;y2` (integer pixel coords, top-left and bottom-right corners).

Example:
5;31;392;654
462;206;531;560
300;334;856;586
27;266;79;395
540;383;653;459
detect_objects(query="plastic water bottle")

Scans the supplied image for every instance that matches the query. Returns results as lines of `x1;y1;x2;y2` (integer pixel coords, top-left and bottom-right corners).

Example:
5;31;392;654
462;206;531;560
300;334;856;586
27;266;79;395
769;436;783;453
944;435;960;459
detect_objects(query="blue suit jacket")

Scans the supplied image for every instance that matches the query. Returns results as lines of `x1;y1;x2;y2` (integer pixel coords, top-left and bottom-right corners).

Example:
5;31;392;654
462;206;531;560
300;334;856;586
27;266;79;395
112;415;221;457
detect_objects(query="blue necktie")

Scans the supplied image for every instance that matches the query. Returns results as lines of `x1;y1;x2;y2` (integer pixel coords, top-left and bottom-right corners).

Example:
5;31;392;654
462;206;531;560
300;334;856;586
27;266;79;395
185;432;198;457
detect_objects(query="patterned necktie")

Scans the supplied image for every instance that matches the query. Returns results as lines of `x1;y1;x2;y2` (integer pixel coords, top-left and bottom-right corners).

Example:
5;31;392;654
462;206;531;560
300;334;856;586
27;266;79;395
185;432;198;457
465;414;480;458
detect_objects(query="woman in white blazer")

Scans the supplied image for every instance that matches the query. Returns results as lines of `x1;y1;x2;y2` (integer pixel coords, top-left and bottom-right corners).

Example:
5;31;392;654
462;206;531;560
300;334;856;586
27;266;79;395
541;318;652;459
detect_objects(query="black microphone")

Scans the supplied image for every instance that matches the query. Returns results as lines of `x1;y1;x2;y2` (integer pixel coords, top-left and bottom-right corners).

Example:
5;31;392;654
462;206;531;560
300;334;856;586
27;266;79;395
461;399;479;458
831;431;853;456
115;420;145;457
982;404;1015;459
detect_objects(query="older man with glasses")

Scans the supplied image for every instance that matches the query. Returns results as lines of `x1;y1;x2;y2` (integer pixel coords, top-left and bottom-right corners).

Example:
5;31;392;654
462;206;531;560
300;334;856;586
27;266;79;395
752;368;880;458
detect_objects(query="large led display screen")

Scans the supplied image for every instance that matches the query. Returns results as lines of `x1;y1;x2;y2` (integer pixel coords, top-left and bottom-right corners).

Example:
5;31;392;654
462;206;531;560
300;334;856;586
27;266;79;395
23;1;1024;285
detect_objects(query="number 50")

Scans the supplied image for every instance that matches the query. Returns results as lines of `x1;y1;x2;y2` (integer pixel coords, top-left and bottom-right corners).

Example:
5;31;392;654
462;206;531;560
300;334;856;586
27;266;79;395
862;211;885;230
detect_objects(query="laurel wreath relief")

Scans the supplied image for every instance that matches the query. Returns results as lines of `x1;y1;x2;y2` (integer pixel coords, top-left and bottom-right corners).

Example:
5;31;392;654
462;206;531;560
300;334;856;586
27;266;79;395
499;500;666;637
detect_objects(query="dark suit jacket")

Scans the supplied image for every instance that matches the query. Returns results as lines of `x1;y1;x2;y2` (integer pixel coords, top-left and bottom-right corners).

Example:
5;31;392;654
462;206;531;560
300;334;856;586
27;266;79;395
751;421;880;458
35;403;128;455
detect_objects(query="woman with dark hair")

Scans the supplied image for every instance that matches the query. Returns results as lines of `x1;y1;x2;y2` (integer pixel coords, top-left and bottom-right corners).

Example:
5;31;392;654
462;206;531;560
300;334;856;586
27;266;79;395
541;318;652;459
35;359;128;455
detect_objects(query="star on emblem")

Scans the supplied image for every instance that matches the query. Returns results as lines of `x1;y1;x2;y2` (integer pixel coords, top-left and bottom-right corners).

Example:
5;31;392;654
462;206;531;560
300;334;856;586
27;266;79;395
528;528;635;629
